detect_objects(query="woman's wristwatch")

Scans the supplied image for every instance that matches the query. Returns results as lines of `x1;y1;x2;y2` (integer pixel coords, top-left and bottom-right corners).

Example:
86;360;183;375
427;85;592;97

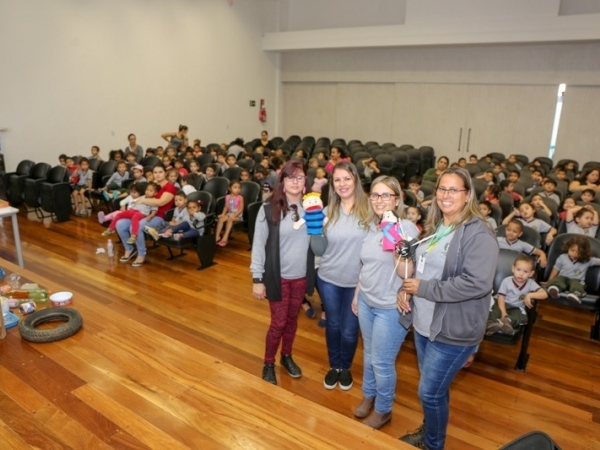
253;277;264;284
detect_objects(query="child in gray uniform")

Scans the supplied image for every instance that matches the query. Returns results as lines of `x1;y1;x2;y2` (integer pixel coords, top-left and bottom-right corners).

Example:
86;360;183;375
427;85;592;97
486;254;547;335
546;235;600;303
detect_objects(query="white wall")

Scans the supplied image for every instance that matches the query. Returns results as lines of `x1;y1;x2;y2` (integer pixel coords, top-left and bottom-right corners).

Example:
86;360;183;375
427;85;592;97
0;0;280;170
285;0;406;31
280;42;600;163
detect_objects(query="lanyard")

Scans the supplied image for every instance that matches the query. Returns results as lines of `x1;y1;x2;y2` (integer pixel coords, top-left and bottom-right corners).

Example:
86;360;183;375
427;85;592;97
424;221;454;254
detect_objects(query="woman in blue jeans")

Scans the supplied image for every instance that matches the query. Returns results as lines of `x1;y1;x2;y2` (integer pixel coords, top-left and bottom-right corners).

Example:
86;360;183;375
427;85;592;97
116;164;176;267
397;168;498;450
352;176;419;429
316;162;369;391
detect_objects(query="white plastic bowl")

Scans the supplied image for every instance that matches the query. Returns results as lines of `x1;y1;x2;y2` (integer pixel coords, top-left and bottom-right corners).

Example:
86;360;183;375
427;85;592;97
50;291;73;306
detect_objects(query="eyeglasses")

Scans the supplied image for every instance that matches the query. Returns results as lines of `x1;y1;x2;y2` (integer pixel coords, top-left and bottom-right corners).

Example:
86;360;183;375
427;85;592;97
436;187;467;196
289;204;299;222
285;175;306;183
369;193;396;201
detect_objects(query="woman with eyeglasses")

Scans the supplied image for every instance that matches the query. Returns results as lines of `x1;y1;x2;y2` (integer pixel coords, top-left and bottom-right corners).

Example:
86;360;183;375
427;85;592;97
352;176;420;429
250;159;315;386
396;167;498;450
316;162;370;392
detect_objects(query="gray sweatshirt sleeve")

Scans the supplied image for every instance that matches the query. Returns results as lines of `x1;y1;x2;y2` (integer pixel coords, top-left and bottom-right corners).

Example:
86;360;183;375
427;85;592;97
250;205;268;278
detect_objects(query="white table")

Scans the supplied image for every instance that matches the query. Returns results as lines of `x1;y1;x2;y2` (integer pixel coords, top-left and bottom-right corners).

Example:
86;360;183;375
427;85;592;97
0;206;24;267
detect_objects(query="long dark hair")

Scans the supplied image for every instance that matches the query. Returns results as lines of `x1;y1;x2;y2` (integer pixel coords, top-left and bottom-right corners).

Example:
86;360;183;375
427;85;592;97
269;159;306;223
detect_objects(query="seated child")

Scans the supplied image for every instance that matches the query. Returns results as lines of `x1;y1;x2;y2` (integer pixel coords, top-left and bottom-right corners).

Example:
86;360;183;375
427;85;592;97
484;184;500;204
215;180;244;247
240;169;251;182
100;161;130;201
311;167;328;193
406;205;423;232
181;174;197;195
160;198;206;241
546;235;600;303
124;151;137;170
486;254;547;335
59;153;68;167
566;205;599;236
469;155;478;164
580;188;596;204
507;154;522;171
162;155;173;170
65;157;80;187
167;168;181;189
530;193;553;217
363;158;380;182
500;179;523;204
539;178;560;205
98;182;146;227
477;170;495;185
502;201;557;246
174;158;188;177
492;165;506;182
102;182;159;243
203;165;216;183
88;146;103;164
408;176;425;205
479;200;497;230
558;197;576;221
497;220;547;268
71;157;93;216
188;160;201;175
144;190;189;240
224;154;239;171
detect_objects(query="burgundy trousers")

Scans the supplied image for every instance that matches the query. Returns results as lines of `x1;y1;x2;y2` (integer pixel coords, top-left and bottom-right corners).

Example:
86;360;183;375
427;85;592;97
264;277;306;364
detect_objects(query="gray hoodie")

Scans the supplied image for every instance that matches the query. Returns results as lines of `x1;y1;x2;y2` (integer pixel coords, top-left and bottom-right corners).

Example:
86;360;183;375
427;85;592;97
416;217;498;346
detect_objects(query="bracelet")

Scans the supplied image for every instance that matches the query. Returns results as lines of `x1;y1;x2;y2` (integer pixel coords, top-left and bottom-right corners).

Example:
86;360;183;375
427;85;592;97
253;278;264;284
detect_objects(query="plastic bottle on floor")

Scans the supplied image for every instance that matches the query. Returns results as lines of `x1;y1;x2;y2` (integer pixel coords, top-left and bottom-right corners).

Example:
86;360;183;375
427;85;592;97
107;239;114;258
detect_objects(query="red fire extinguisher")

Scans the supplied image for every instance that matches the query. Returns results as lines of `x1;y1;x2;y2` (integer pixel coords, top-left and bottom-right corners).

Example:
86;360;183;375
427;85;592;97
259;99;267;123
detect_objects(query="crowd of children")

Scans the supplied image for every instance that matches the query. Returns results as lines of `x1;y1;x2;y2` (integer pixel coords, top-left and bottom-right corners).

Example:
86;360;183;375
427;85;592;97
59;141;600;330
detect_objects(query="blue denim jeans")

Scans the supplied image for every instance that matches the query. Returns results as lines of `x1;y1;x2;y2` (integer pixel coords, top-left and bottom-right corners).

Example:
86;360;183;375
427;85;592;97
116;216;165;257
358;292;408;413
414;332;478;450
316;275;359;369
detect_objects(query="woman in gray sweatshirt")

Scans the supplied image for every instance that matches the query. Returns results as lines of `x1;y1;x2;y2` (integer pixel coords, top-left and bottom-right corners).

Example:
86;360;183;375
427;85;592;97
397;167;498;450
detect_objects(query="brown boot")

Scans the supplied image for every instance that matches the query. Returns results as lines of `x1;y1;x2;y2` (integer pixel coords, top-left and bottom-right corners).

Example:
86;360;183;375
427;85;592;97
362;411;391;429
354;397;375;418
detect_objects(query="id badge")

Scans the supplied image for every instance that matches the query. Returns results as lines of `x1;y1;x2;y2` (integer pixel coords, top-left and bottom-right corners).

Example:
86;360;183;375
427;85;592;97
417;255;426;273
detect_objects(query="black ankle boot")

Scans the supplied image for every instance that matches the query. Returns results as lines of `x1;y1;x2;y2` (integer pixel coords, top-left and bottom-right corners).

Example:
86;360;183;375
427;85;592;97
262;363;277;385
280;354;302;378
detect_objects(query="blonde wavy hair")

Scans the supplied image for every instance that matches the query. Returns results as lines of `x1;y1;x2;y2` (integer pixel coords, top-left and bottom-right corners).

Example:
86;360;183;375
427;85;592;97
367;175;406;225
324;161;370;233
423;167;485;236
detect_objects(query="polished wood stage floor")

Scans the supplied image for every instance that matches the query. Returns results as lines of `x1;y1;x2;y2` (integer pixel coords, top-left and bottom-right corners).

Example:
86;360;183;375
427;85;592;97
0;210;599;449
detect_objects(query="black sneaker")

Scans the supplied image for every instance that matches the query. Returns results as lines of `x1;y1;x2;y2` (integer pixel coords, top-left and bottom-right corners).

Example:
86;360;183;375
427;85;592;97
280;354;302;378
399;423;425;445
262;363;277;385
339;369;353;391
324;369;339;389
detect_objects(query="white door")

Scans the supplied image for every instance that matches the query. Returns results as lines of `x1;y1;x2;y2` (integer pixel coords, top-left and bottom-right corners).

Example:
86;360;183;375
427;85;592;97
393;83;469;160
555;85;600;165
464;84;557;161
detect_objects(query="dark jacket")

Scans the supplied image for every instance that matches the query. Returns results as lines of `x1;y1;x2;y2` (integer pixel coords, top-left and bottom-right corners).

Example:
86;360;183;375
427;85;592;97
263;203;315;302
417;217;498;346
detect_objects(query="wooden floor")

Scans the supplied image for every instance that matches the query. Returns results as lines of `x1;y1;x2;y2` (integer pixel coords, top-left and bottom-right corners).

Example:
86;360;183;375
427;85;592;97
0;210;599;449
